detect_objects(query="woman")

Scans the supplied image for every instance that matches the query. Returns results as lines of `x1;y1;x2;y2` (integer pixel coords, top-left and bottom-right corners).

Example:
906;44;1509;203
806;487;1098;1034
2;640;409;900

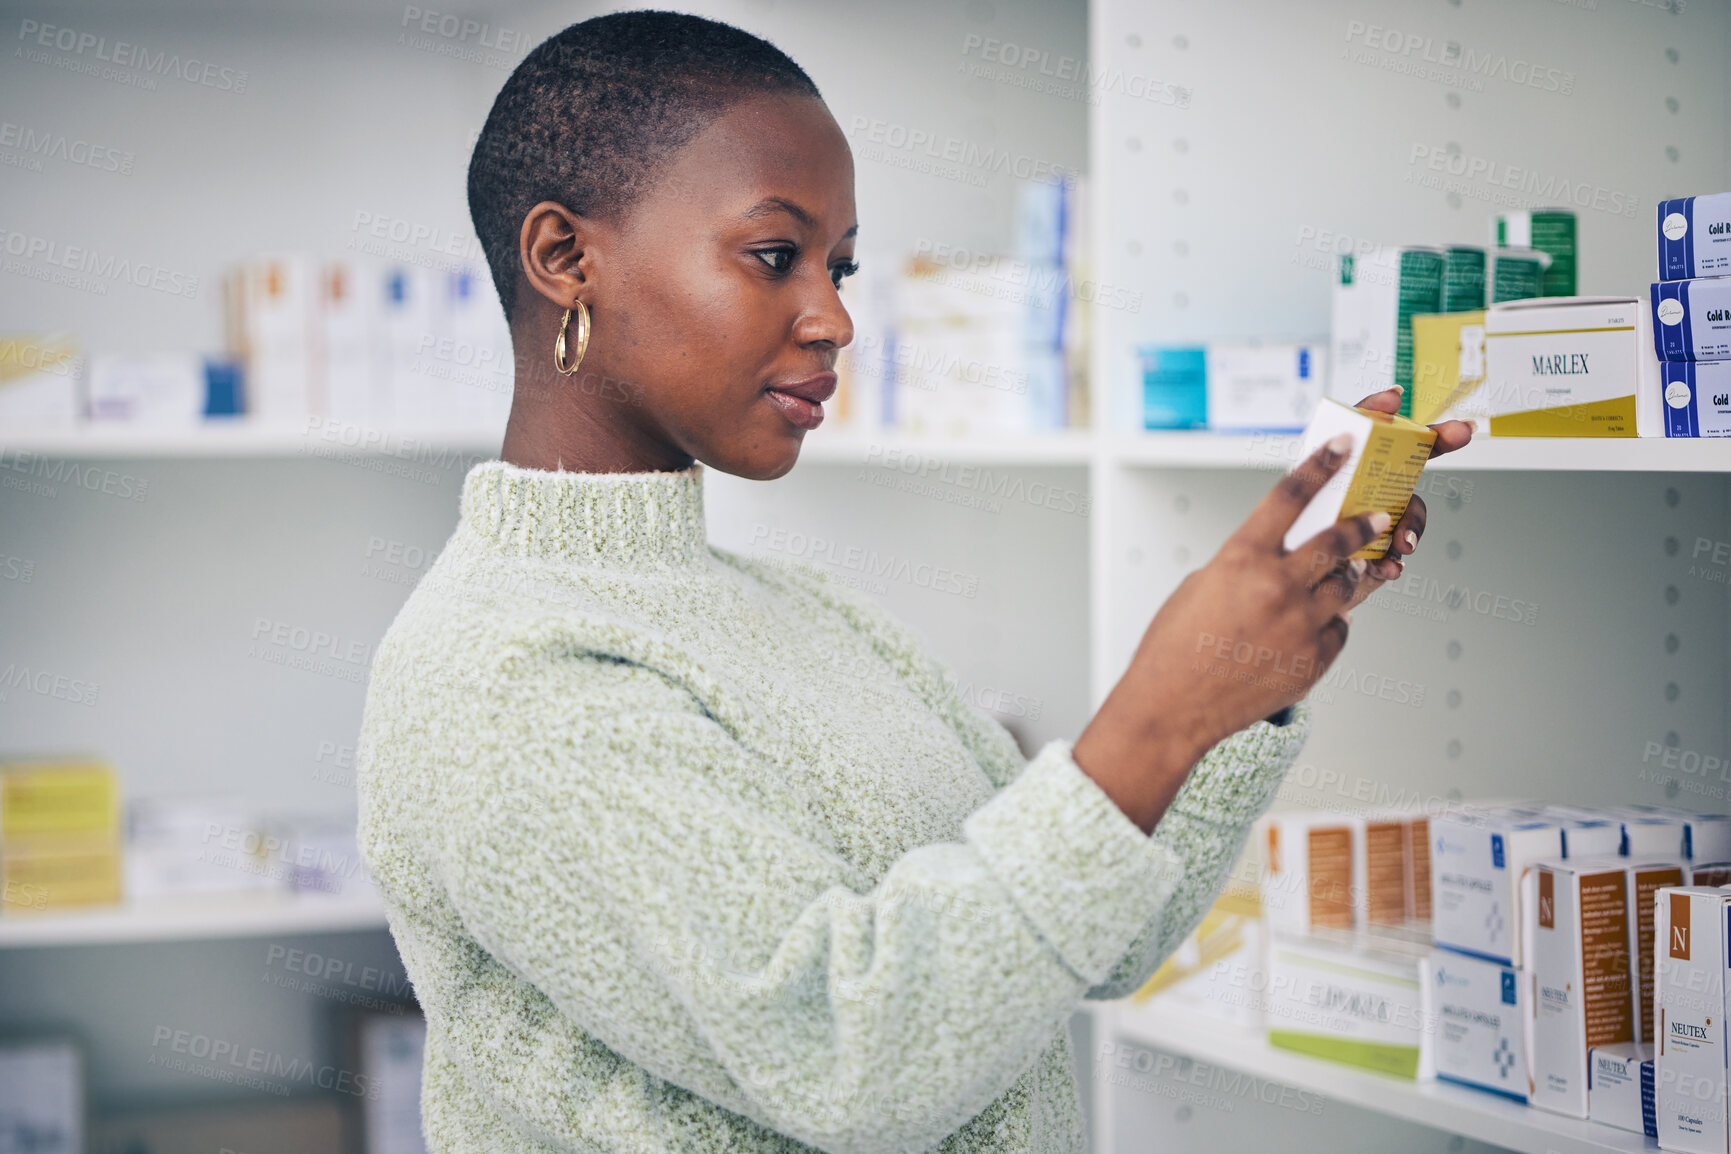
357;11;1469;1153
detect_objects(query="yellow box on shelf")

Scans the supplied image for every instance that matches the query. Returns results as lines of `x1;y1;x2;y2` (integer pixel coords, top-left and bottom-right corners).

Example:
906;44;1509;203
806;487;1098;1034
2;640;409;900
1283;399;1437;560
1;758;119;838
1480;296;1662;437
1409;310;1486;426
2;832;123;913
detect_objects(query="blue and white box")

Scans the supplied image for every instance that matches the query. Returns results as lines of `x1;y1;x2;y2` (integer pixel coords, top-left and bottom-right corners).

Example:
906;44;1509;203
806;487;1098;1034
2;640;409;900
1591;1043;1657;1137
1139;345;1207;429
1659;193;1731;281
1427;949;1532;1101
1652;278;1731;362
1431;811;1562;966
1205;343;1326;433
1656;362;1731;438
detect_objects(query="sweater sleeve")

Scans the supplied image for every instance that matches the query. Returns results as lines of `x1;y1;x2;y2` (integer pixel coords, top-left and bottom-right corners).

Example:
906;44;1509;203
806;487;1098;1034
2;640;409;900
421;652;1188;1154
1084;705;1309;1001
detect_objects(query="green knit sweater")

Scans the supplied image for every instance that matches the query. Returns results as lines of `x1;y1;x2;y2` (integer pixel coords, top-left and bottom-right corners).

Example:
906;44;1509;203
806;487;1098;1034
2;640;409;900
356;460;1306;1154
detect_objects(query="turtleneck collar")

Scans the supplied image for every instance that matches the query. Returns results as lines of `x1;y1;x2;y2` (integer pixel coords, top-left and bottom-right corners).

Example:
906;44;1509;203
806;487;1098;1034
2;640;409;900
458;459;709;569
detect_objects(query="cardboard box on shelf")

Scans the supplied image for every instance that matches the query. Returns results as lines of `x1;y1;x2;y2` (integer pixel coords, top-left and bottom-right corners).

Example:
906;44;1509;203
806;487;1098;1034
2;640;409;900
1131;886;1265;1028
1481;296;1662;437
1265;931;1433;1079
1653;276;1731;362
1525;857;1638;1118
1261;814;1359;936
1589;1042;1656;1137
1328;245;1446;416
1426;948;1531;1101
1658;192;1731;281
0;333;80;427
1655;886;1731;1153
1431;811;1561;966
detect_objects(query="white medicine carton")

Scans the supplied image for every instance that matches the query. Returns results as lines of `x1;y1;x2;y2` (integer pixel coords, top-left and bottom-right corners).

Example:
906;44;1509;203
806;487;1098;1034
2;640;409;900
1589;1042;1655;1137
1426;948;1531;1101
1431;811;1561;966
1261;814;1360;936
1656;886;1731;1153
1524;857;1639;1118
1623;805;1731;863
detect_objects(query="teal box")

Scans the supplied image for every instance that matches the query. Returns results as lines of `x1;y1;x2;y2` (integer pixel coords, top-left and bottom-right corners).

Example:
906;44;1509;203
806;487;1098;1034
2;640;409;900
1139;345;1207;429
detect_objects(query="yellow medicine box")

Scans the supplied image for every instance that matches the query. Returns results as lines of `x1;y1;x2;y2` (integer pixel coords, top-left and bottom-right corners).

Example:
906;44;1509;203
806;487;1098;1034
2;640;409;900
2;833;123;913
1409;310;1486;426
1;758;119;838
1283;399;1436;560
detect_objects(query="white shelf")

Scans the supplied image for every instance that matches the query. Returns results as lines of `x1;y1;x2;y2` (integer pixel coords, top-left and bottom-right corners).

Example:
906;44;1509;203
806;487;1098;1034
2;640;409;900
797;430;1096;466
1098;1001;1653;1154
0;889;389;948
1104;433;1731;473
8;423;1728;473
1;422;501;458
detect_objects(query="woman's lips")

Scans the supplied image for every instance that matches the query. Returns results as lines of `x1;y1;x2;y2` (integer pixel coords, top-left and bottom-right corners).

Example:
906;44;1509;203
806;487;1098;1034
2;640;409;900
765;388;826;430
764;373;836;431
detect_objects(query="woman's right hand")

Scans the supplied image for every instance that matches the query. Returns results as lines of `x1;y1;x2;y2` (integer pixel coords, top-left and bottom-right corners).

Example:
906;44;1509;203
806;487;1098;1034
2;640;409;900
1071;433;1388;833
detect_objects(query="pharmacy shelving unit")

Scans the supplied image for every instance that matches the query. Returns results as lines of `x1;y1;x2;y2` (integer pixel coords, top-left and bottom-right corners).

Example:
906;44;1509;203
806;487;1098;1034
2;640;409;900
1073;0;1731;1150
0;889;388;949
1099;1001;1651;1154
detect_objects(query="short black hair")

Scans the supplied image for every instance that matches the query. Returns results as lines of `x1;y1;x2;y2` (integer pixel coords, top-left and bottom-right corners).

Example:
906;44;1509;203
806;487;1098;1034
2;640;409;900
468;10;821;320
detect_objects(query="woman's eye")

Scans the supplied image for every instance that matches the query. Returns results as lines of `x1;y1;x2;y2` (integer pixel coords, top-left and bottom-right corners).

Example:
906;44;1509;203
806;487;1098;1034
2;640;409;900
830;260;859;289
755;248;795;274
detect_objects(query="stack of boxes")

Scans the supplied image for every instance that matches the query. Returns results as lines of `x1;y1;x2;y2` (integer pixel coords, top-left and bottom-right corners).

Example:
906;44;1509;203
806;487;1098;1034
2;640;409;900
1653;192;1731;437
1178;797;1731;1145
0;758;122;915
1257;811;1436;1078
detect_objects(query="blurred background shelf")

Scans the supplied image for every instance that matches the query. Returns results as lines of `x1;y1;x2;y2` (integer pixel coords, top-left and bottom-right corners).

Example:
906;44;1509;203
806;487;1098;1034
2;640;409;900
0;423;502;458
10;424;1731;473
0;890;389;949
1096;1001;1654;1154
1103;433;1731;473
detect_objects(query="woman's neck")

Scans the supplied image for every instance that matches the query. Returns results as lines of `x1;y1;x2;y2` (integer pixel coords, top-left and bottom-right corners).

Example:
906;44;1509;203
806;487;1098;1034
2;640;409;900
500;364;695;475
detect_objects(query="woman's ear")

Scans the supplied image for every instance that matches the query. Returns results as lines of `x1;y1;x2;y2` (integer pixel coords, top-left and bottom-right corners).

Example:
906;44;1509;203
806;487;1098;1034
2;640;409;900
517;200;597;310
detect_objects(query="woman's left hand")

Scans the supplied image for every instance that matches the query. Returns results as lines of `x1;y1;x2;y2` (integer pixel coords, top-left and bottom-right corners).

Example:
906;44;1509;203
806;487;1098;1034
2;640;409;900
1339;387;1473;609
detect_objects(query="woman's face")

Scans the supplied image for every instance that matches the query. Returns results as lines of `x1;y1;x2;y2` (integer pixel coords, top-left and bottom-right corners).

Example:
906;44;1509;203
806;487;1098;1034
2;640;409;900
576;94;858;480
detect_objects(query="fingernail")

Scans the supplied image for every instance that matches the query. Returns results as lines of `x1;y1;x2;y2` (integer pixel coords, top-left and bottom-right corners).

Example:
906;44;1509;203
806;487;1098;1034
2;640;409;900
1369;511;1392;533
1325;433;1352;457
1348;558;1367;580
1390;385;1405;394
1340;611;1353;625
1403;529;1418;551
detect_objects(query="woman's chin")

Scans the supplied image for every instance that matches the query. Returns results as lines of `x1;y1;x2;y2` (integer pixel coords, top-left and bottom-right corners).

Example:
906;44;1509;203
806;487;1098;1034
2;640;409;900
707;433;805;481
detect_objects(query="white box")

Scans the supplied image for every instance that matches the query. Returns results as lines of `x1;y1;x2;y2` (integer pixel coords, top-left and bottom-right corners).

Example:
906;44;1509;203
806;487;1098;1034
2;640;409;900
1535;807;1624;858
1525;856;1638;1118
1690;862;1731;887
1355;812;1424;929
1427;948;1531;1100
1653;276;1731;362
1611;807;1689;858
1328;246;1446;404
0;334;79;426
1431;812;1561;965
1265;932;1433;1079
1624;806;1731;862
1262;814;1359;936
85;354;206;425
1204;343;1325;433
1656;886;1731;1153
227;253;317;422
1627;860;1689;1044
1590;1042;1655;1137
1481;296;1662;437
318;259;384;425
1659;192;1731;280
1658;360;1731;438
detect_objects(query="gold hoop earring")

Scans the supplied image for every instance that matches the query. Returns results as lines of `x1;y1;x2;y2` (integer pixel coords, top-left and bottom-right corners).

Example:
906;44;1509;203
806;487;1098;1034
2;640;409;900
554;299;590;375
